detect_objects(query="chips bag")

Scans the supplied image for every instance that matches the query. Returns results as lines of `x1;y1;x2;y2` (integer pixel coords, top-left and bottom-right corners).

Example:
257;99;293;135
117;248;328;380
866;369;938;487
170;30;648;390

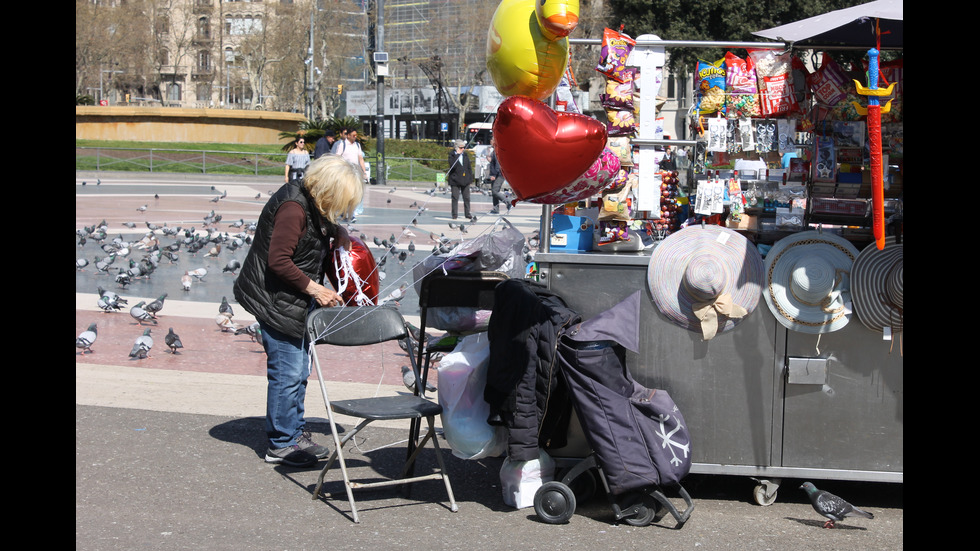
696;58;727;116
806;53;849;106
596;28;636;83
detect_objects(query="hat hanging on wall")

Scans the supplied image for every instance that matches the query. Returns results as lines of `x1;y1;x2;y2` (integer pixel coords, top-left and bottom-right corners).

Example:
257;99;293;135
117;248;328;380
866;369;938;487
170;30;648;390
647;224;764;340
762;230;860;334
850;236;903;334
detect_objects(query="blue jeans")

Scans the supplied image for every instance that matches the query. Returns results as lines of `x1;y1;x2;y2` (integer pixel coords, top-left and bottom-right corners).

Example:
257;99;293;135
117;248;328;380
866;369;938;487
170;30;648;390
259;321;310;449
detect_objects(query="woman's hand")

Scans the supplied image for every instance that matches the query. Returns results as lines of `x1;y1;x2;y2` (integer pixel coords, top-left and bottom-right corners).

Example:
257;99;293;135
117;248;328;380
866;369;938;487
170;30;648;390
306;280;343;307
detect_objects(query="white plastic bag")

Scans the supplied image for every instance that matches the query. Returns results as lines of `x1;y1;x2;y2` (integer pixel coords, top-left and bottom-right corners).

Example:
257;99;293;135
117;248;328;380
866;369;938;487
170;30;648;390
499;448;555;509
437;333;506;460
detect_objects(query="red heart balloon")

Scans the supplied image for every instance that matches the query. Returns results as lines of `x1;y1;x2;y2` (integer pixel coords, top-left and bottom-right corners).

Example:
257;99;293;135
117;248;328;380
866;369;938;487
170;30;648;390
493;96;607;201
326;235;379;306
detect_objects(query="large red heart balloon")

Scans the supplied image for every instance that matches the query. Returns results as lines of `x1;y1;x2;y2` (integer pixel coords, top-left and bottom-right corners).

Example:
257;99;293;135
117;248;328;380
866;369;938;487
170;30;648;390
326;235;379;306
493;95;607;201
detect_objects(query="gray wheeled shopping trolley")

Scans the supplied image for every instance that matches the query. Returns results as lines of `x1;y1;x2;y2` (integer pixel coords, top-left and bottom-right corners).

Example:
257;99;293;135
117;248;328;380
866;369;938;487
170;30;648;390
533;291;695;527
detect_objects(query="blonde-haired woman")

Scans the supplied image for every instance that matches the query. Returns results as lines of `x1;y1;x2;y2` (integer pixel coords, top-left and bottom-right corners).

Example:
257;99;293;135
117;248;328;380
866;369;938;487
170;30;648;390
234;155;364;467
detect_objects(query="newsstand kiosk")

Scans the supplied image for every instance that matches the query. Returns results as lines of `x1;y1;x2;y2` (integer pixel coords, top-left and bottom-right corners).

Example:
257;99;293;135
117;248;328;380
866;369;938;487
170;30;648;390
534;34;902;505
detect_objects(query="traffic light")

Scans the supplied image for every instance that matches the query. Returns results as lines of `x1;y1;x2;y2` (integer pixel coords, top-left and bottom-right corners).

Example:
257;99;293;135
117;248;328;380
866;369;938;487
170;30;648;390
337;84;343;95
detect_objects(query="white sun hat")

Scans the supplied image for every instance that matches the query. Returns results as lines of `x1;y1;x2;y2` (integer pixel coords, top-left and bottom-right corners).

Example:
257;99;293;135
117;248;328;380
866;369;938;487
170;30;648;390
762;230;860;334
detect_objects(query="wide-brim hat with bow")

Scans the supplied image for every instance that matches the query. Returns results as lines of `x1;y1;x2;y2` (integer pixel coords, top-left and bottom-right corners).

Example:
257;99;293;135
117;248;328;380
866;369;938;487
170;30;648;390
851;237;903;334
763;230;860;334
647;224;764;340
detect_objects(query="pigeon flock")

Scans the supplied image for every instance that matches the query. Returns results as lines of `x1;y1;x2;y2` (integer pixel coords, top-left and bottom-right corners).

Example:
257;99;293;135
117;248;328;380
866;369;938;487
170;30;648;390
76;196;265;361
75;182;534;374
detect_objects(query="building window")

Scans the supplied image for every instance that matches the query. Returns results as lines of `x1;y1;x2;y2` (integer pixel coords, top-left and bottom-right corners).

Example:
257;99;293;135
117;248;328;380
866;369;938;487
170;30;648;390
198;50;212;72
167;83;182;102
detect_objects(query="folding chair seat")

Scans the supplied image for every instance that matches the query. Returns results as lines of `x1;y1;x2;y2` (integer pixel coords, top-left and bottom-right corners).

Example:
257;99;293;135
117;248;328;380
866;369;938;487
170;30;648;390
307;305;457;523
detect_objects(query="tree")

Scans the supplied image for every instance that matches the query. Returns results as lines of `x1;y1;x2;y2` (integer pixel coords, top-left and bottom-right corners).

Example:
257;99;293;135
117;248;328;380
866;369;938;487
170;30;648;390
607;0;879;73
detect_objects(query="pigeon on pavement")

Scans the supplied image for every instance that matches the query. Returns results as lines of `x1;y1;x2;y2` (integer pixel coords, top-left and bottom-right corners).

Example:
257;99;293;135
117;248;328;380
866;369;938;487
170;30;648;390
800;482;874;528
222;259;241;274
97;287;127;313
130;301;158;326
181;272;193;291
401;364;436;393
215;312;239;333
129;328;154;359
219;296;234;317
76;323;98;354
146;293;168;316
235;322;261;342
165;327;184;354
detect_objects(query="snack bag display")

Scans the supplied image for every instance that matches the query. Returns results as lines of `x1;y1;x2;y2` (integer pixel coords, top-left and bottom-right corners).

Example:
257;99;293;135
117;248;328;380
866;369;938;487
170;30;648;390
724;52;761;118
696;58;727;116
748;49;798;116
596;28;636;83
806;53;849;106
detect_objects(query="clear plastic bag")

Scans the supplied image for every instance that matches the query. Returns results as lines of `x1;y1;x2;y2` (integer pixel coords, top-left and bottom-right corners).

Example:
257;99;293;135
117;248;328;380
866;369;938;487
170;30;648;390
437;333;506;460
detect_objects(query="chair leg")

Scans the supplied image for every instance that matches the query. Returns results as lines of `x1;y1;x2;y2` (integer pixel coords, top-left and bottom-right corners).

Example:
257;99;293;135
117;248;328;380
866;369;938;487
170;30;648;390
423;416;459;513
313;418;373;524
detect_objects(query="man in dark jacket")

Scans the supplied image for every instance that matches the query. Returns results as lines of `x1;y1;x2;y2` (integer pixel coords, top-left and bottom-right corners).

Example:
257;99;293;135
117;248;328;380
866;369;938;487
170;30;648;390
447;139;473;220
312;129;336;159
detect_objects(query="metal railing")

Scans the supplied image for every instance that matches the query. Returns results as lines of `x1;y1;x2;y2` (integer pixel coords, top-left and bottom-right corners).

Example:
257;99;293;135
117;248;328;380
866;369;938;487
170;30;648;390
75;146;448;183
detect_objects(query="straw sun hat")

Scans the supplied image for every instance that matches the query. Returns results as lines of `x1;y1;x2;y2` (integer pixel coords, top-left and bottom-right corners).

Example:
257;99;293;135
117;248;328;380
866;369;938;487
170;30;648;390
850;237;903;334
647;224;764;340
762;230;860;334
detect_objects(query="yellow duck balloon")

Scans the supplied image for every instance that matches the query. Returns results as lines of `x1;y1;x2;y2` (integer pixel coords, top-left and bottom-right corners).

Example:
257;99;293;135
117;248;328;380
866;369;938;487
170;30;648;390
486;0;580;100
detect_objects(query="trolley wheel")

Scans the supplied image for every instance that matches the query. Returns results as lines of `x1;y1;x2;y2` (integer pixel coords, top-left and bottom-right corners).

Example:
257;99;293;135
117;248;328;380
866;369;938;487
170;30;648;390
534;481;577;524
622;495;658;527
751;479;780;507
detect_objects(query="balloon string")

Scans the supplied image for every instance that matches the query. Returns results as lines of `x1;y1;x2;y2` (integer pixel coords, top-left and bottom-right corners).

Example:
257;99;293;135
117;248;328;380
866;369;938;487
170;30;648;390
314;188;508;342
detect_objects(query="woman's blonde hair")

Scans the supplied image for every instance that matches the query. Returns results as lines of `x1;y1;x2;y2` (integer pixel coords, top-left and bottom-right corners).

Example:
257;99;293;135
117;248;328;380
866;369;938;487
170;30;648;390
303;155;364;223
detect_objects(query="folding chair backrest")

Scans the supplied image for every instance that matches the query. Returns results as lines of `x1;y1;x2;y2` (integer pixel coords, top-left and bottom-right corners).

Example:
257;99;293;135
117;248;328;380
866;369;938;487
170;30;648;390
417;270;509;311
307;305;408;347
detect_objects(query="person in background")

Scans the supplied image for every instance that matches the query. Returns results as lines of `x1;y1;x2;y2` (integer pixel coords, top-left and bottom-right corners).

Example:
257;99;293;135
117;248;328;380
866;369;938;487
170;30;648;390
487;146;510;214
447;139;473;220
285;136;311;183
312;129;336;159
234;155;364;467
331;128;368;220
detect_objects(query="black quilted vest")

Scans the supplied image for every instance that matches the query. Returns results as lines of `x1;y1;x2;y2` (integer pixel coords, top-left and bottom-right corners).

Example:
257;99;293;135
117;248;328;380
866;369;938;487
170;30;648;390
234;182;336;338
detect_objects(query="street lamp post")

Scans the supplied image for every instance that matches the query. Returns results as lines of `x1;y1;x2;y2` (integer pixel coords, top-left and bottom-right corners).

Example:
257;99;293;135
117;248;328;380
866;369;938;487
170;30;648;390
374;0;386;187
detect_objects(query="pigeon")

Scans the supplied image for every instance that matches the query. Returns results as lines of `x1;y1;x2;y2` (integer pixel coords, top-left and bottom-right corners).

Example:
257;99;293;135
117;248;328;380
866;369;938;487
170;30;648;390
76;258;90;270
401;365;436;393
97;287;127;312
76;323;98;354
165;327;184;354
222;259;241;274
181;272;193;291
129;328;154;359
188;268;208;281
145;293;167;316
235;322;262;342
219;296;234;317
130;301;158;326
215;312;239;333
800;482;874;528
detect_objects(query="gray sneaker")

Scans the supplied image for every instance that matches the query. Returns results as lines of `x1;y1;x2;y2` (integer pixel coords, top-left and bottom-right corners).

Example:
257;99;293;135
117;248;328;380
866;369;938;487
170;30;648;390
297;431;330;459
265;445;317;467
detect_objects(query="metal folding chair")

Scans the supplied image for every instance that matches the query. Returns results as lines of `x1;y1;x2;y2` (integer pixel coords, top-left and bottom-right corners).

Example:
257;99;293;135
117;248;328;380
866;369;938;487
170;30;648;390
307;305;457;523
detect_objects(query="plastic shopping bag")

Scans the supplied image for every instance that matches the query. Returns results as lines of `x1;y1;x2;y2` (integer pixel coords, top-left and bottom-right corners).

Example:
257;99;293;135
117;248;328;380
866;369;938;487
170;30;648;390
499;448;555;509
437;333;506;460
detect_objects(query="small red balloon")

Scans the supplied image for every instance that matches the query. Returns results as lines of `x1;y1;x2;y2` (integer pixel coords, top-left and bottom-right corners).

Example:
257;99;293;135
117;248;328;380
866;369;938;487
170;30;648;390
493;95;606;201
326;235;379;306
